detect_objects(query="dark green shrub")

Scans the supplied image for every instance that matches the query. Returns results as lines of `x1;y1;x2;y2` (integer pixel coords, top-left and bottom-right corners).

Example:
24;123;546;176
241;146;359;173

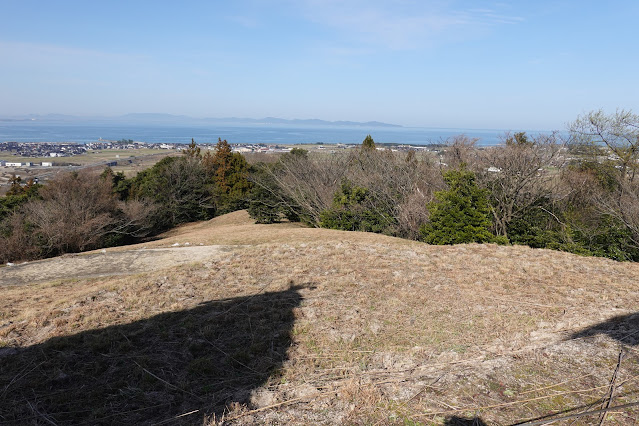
420;167;498;245
247;162;303;224
506;199;567;248
319;180;396;233
0;185;41;221
362;134;376;150
100;167;132;200
216;152;252;214
569;215;639;261
130;156;214;229
248;164;285;224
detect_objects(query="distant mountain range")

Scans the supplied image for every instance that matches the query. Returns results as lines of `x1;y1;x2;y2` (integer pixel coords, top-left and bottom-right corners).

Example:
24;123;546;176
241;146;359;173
0;113;402;128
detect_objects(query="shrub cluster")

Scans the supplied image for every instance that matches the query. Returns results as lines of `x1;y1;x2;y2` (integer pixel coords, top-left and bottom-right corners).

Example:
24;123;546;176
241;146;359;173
0;138;252;263
248;137;445;239
248;111;639;262
0;170;154;262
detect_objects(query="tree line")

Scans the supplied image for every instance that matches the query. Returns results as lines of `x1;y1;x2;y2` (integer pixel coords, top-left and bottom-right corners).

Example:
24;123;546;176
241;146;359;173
0;138;251;263
248;109;639;261
2;109;639;263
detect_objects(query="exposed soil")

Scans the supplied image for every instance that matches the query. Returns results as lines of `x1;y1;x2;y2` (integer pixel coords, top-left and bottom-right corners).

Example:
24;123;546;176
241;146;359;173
0;246;231;286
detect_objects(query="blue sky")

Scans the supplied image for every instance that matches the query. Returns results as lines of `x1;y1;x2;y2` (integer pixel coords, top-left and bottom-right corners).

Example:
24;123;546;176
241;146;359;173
1;0;638;129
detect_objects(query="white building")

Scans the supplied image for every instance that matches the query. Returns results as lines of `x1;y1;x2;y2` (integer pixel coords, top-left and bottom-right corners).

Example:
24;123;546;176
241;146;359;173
232;147;252;153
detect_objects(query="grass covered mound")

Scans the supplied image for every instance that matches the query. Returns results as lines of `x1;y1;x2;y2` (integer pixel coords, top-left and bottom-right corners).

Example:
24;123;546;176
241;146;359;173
2;210;639;424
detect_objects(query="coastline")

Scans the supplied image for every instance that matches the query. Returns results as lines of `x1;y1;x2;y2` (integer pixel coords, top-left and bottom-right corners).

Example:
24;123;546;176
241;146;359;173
0;121;536;147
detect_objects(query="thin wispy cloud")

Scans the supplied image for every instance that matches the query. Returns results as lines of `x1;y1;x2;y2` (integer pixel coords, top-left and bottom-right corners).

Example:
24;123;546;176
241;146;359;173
296;0;524;50
466;8;524;24
0;41;144;66
225;15;260;28
320;46;376;57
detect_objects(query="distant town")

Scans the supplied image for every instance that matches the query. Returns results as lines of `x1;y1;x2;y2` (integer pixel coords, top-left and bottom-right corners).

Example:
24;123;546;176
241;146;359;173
0;138;433;167
0;139;293;161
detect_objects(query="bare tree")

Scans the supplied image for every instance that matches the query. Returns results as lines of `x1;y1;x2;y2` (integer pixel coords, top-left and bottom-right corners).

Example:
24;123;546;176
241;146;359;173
616;180;639;245
251;145;444;237
562;165;639;249
267;150;349;225
476;132;565;238
111;198;159;239
0;212;40;263
24;171;120;253
570;109;639;182
344;148;443;238
442;135;481;170
5;171;158;259
567;110;639;246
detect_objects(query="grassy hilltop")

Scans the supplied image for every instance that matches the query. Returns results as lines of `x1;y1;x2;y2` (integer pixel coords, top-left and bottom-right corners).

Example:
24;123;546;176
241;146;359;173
2;210;639;424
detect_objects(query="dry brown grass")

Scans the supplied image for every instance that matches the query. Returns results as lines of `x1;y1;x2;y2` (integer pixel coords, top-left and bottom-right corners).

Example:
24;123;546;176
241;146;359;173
2;210;639;424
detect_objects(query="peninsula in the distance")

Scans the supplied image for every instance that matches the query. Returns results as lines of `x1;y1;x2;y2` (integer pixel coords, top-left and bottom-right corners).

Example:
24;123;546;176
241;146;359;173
0;113;403;128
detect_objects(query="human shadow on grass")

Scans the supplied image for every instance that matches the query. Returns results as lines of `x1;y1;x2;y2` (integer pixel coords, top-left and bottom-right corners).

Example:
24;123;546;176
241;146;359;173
570;312;639;346
0;286;305;425
444;416;488;426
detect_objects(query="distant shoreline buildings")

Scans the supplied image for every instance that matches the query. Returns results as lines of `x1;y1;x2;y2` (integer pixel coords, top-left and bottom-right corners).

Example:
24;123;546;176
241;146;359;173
0;139;435;169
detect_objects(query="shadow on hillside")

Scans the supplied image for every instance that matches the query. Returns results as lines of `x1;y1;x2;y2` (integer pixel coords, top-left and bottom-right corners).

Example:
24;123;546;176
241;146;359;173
570;312;639;346
444;416;488;426
0;286;304;425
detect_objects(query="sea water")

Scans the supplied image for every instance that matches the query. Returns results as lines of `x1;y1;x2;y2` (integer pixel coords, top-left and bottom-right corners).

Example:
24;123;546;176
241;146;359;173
0;121;530;146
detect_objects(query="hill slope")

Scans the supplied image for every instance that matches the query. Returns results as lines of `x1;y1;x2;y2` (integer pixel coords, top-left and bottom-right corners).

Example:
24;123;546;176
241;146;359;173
2;211;639;424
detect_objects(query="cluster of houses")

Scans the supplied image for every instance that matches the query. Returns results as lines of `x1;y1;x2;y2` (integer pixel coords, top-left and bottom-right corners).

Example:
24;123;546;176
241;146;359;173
0;140;307;158
0;141;86;158
86;139;175;150
0;139;179;158
0;140;441;170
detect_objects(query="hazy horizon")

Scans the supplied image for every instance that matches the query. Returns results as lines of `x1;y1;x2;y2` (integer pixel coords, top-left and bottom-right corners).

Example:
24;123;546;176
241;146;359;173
0;112;559;133
2;1;638;129
1;117;530;146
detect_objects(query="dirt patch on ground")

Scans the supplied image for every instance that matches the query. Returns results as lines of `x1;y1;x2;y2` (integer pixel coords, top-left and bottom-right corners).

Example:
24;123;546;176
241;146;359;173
0;245;232;286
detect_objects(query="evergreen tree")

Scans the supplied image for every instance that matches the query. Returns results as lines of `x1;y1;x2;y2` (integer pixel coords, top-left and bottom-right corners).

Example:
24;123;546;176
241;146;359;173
505;131;533;147
208;138;233;190
205;138;252;214
319;180;396;233
420;167;496;244
6;175;24;196
183;138;201;159
129;156;214;228
0;179;41;221
362;134;376;150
